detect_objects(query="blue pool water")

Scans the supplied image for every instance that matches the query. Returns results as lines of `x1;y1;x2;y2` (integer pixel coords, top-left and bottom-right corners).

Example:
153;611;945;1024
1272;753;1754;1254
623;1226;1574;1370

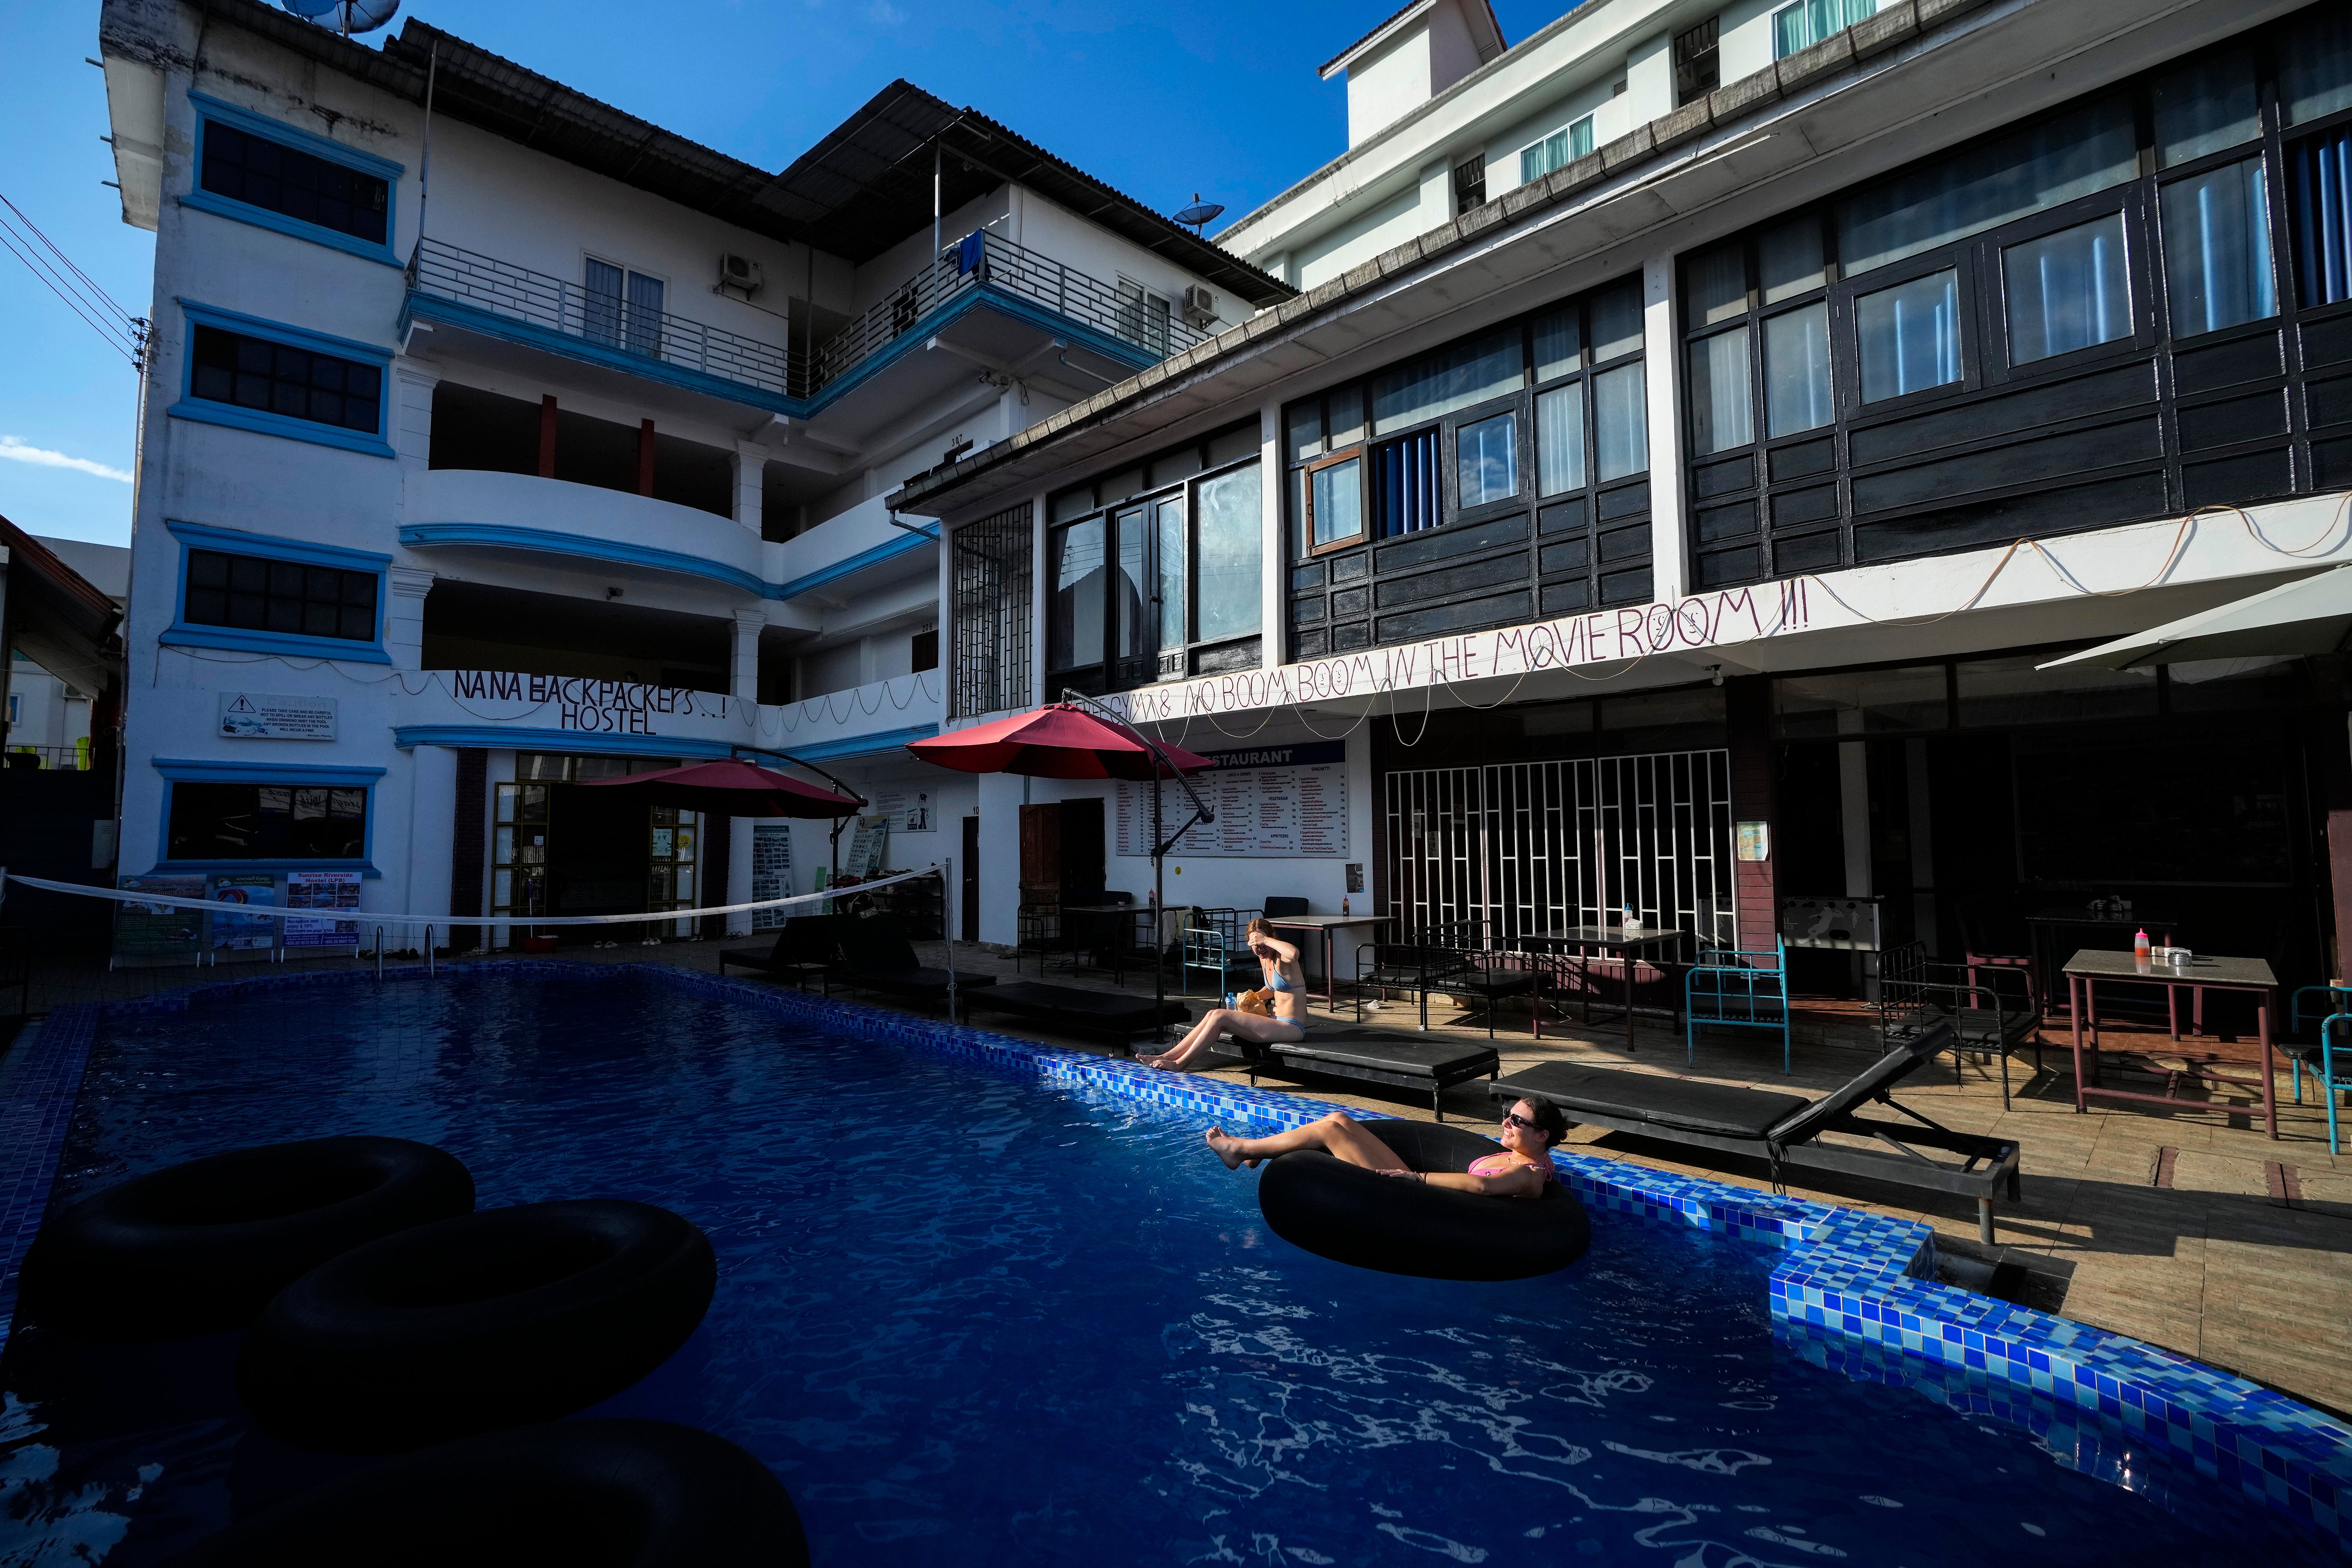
0;970;2335;1564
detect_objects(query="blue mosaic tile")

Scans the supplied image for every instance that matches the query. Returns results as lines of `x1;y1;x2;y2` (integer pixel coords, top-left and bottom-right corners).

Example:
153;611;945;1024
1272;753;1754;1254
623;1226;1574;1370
13;959;2352;1555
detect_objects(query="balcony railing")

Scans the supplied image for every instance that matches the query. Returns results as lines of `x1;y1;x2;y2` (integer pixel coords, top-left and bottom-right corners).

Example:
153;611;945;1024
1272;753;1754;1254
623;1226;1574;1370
812;230;1212;390
409;239;808;399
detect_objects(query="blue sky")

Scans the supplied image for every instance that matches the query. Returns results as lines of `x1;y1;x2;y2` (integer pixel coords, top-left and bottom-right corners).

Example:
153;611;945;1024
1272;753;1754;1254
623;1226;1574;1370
0;0;1563;548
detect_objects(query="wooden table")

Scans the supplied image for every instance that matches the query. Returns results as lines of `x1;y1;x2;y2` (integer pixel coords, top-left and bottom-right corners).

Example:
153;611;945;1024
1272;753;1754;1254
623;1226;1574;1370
1262;913;1392;1009
2064;949;2278;1139
1526;926;1688;1051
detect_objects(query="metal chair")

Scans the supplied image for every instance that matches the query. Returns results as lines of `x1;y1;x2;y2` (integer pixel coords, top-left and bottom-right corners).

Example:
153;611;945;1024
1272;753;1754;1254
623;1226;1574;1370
1016;902;1071;978
1877;940;2036;1109
1181;926;1261;999
1685;938;1792;1073
2288;985;2352;1154
1957;896;2040;1021
1354;939;1470;1031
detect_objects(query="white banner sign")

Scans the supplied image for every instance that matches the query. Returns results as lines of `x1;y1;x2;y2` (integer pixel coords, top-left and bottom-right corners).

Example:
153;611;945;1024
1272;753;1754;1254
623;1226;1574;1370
445;672;724;735
1099;579;1817;725
874;789;939;834
218;691;338;740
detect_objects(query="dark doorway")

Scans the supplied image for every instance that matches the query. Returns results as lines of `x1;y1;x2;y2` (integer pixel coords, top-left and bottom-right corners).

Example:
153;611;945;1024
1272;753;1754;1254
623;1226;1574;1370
1018;798;1107;905
1060;799;1105;898
961;815;980;941
546;782;648;938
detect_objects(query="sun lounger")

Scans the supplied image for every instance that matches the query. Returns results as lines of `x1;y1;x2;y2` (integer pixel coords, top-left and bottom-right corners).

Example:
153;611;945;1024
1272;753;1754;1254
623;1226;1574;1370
829;914;994;1005
962;982;1192;1041
1488;1024;2022;1243
1242;1028;1502;1120
718;915;842;993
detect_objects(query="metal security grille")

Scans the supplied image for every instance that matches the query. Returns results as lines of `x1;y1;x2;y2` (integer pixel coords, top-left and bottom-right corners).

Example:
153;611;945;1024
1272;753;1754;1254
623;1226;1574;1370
1385;750;1735;948
950;503;1033;719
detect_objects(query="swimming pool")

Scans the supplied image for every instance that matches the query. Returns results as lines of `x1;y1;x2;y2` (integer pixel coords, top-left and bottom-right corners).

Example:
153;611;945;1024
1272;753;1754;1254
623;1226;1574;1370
0;967;2343;1563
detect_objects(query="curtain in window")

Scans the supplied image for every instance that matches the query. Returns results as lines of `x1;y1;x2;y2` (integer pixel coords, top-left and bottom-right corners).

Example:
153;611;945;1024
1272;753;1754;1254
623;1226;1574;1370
1521;118;1595;184
1774;0;1875;59
1534;309;1581;381
1048;518;1105;670
1372;330;1522;435
1156;497;1186;648
1687;328;1752;455
1457;412;1519;507
1536;383;1585;495
1763;303;1833;436
1593;363;1648;481
624;271;664;358
2004;213;2131;364
2293;129;2352;309
2281;9;2352;126
1857;269;1959;401
1838;98;2136;277
2153;50;2259;168
2162;158;2276;335
1114;506;1149;661
1589;283;1645;361
1377;429;1443;534
1193;464;1262;642
584;259;624;346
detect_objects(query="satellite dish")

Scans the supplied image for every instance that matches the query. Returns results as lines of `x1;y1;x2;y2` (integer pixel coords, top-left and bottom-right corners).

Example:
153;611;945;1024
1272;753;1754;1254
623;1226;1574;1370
1173;192;1225;234
281;0;399;33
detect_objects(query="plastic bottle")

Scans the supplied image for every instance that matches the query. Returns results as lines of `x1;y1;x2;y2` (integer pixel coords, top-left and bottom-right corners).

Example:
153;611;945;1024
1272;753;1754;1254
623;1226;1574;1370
1342;896;1350;916
1622;903;1639;931
2134;927;2151;963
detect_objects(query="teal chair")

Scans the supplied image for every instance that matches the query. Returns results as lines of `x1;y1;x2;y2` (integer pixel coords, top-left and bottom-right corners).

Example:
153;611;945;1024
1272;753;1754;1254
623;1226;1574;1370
2288;984;2352;1154
1686;938;1792;1074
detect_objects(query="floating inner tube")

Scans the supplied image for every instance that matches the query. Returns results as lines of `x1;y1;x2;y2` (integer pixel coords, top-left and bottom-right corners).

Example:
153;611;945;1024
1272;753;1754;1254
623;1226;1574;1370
238;1199;717;1453
164;1419;807;1568
18;1136;474;1341
1257;1119;1590;1281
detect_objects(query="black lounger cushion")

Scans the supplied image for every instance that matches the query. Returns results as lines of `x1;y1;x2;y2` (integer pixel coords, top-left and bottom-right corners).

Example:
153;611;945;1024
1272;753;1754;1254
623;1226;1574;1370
974;982;1186;1026
1493;1063;1808;1140
1276;1036;1500;1078
840;967;994;996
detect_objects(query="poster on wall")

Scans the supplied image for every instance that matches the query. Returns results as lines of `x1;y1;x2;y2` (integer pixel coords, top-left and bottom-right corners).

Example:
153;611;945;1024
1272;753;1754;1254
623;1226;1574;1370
113;875;205;962
1114;741;1348;858
285;870;362;949
211;875;278;952
842;815;889;877
873;789;937;834
751;824;795;931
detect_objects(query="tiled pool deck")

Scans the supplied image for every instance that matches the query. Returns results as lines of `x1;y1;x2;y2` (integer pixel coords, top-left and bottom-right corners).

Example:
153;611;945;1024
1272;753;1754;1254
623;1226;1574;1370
4;960;2349;1553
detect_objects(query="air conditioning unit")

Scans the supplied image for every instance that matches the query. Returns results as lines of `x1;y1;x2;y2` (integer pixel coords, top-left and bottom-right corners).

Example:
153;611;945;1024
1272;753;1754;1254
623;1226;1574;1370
1180;283;1217;328
717;252;764;299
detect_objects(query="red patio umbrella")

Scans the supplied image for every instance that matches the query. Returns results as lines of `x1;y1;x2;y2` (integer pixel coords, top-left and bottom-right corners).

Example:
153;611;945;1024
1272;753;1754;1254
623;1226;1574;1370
906;704;1213;779
579;759;862;818
908;701;1218;1044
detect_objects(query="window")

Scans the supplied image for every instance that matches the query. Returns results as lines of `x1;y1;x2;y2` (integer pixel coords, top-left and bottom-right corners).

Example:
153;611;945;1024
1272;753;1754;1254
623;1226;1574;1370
911;629;939;673
2003;213;2132;364
1306;453;1364;547
586;260;664;358
2161;159;2276;334
1593;362;1648;479
1193;465;1262;642
1857;269;1961;401
1535;383;1585;495
1453;154;1487;215
200;120;388;244
1117;279;1173;356
184;548;378;641
1762;302;1833;435
1048;515;1106;673
2154;51;2260;169
948;503;1031;719
2291;129;2352;308
1457;412;1519;507
1774;0;1875;58
1375;430;1443;534
1521;117;1595;185
189;325;381;435
1673;18;1720;105
2281;7;2352;126
167;783;368;861
1687;328;1752;455
1372;328;1522;434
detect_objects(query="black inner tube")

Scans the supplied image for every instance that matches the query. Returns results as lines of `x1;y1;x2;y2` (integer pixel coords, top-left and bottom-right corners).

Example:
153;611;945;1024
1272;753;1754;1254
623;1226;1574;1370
1256;1120;1591;1282
18;1137;475;1341
163;1420;808;1568
238;1199;717;1454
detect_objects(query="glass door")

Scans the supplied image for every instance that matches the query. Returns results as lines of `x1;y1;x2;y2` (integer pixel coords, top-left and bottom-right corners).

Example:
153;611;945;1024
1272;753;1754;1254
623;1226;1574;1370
647;806;699;938
491;781;551;949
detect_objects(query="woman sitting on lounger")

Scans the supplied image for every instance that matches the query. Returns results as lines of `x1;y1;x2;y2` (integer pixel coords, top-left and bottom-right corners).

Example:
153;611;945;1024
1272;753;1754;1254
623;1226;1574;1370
1202;1100;1568;1197
1136;918;1307;1070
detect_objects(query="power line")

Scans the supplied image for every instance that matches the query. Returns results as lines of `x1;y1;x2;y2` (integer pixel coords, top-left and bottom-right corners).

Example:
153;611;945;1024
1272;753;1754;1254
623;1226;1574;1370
0;189;147;369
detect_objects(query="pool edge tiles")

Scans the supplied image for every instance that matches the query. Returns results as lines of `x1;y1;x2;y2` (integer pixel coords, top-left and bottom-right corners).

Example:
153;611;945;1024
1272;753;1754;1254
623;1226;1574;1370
33;961;2352;1555
0;1005;98;1356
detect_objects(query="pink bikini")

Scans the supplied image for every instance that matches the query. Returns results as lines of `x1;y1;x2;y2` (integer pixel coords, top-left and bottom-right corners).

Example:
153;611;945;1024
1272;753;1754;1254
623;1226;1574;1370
1467;1153;1555;1185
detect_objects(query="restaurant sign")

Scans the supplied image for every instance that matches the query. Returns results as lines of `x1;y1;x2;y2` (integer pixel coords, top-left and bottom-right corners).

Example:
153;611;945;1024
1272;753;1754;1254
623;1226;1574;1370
1100;578;1816;725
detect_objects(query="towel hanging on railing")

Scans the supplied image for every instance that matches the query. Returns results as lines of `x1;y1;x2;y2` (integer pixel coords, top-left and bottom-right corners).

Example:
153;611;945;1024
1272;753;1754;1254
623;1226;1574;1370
956;230;985;276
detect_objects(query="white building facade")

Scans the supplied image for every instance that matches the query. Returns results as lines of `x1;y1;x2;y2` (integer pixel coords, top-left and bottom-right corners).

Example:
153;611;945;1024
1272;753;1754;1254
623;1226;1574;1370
97;0;1289;948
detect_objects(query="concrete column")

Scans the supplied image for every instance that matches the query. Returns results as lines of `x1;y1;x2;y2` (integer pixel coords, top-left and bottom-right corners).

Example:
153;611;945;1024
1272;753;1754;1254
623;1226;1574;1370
730;608;767;702
1259;393;1285;671
732;441;766;538
1641;250;1689;607
1726;675;1777;955
386;567;435;671
388;358;440;472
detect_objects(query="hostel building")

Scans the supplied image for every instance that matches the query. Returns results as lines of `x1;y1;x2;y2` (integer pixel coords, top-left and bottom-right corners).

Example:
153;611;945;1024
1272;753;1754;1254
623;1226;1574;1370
96;0;1288;947
894;0;2352;1000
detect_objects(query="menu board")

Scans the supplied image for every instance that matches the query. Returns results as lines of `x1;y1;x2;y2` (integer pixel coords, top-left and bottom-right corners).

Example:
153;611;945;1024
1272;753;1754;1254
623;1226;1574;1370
751;824;794;931
1115;741;1347;859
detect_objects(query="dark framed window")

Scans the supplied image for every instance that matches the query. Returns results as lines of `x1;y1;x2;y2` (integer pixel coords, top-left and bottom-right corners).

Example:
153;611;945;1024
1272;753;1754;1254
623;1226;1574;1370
167;782;368;861
198;120;388;244
1682;2;2352;592
184;548;379;641
1283;276;1651;660
1673;18;1720;106
1047;423;1261;690
1452;154;1487;216
189;326;383;435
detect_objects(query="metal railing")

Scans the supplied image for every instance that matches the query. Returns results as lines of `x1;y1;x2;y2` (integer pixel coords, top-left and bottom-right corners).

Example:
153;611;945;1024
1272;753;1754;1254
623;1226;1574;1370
4;744;90;771
813;229;1213;390
408;239;808;398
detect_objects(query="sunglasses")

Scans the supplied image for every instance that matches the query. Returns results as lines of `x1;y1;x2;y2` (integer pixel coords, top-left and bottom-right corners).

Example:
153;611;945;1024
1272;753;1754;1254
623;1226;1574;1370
1501;1111;1541;1133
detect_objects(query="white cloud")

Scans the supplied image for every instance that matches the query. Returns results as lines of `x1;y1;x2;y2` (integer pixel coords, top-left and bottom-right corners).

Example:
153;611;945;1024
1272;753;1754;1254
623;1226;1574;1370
0;436;133;484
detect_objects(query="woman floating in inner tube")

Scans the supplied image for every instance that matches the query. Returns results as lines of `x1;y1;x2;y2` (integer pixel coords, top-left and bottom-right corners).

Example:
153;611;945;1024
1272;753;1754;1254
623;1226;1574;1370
1205;1099;1568;1196
1138;918;1307;1070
